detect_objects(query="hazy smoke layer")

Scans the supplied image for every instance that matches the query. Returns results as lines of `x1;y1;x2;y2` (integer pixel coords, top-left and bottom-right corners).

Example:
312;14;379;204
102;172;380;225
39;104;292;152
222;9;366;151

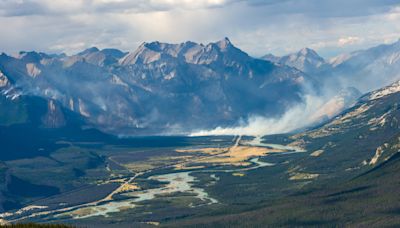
190;94;329;136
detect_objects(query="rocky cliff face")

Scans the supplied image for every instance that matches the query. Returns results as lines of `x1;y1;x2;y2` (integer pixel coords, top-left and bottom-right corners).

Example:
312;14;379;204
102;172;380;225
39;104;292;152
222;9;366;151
41;100;66;128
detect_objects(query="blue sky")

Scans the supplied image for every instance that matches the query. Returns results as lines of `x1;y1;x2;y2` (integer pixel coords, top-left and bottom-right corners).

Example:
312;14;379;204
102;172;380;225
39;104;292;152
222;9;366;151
1;0;400;58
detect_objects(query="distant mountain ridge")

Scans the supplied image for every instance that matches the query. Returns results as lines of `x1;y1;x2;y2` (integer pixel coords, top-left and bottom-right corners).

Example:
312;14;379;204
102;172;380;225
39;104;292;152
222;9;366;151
262;47;326;74
263;39;400;92
0;38;311;135
329;39;400;92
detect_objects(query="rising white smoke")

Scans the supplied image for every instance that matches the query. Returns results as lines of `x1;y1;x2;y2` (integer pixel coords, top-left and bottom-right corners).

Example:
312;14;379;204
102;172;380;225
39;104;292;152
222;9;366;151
190;94;331;136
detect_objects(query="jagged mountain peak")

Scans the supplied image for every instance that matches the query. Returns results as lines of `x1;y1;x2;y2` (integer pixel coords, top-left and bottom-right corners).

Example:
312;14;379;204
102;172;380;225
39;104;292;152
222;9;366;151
261;53;280;63
208;37;239;53
119;38;249;66
142;41;164;50
77;47;100;56
72;47;126;67
214;37;232;50
289;47;324;62
202;37;250;63
100;48;126;59
141;41;187;56
263;47;325;73
298;48;322;59
119;42;165;65
16;51;49;62
141;38;234;53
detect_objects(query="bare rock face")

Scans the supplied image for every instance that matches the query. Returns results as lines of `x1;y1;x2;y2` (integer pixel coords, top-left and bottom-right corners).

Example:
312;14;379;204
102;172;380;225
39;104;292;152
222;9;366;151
25;63;41;78
41;100;66;128
0;71;9;87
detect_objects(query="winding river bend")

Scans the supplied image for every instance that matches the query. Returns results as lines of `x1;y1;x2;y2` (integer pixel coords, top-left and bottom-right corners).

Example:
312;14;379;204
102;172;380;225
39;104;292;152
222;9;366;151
2;136;305;223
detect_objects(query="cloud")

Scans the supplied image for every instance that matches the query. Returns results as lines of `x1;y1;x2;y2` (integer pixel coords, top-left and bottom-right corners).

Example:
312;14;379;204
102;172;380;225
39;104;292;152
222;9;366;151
149;0;230;8
0;0;237;17
385;6;400;21
337;36;363;47
0;0;46;17
0;0;399;58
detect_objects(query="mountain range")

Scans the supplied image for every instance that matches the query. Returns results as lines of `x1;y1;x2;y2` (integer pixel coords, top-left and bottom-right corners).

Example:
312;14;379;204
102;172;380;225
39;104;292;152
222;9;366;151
1;38;400;136
0;38;310;135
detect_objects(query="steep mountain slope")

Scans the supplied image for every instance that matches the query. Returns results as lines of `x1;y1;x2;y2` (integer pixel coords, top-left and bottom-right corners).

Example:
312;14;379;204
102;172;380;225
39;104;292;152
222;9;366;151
168;77;400;228
0;38;310;135
0;93;111;161
287;80;400;179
